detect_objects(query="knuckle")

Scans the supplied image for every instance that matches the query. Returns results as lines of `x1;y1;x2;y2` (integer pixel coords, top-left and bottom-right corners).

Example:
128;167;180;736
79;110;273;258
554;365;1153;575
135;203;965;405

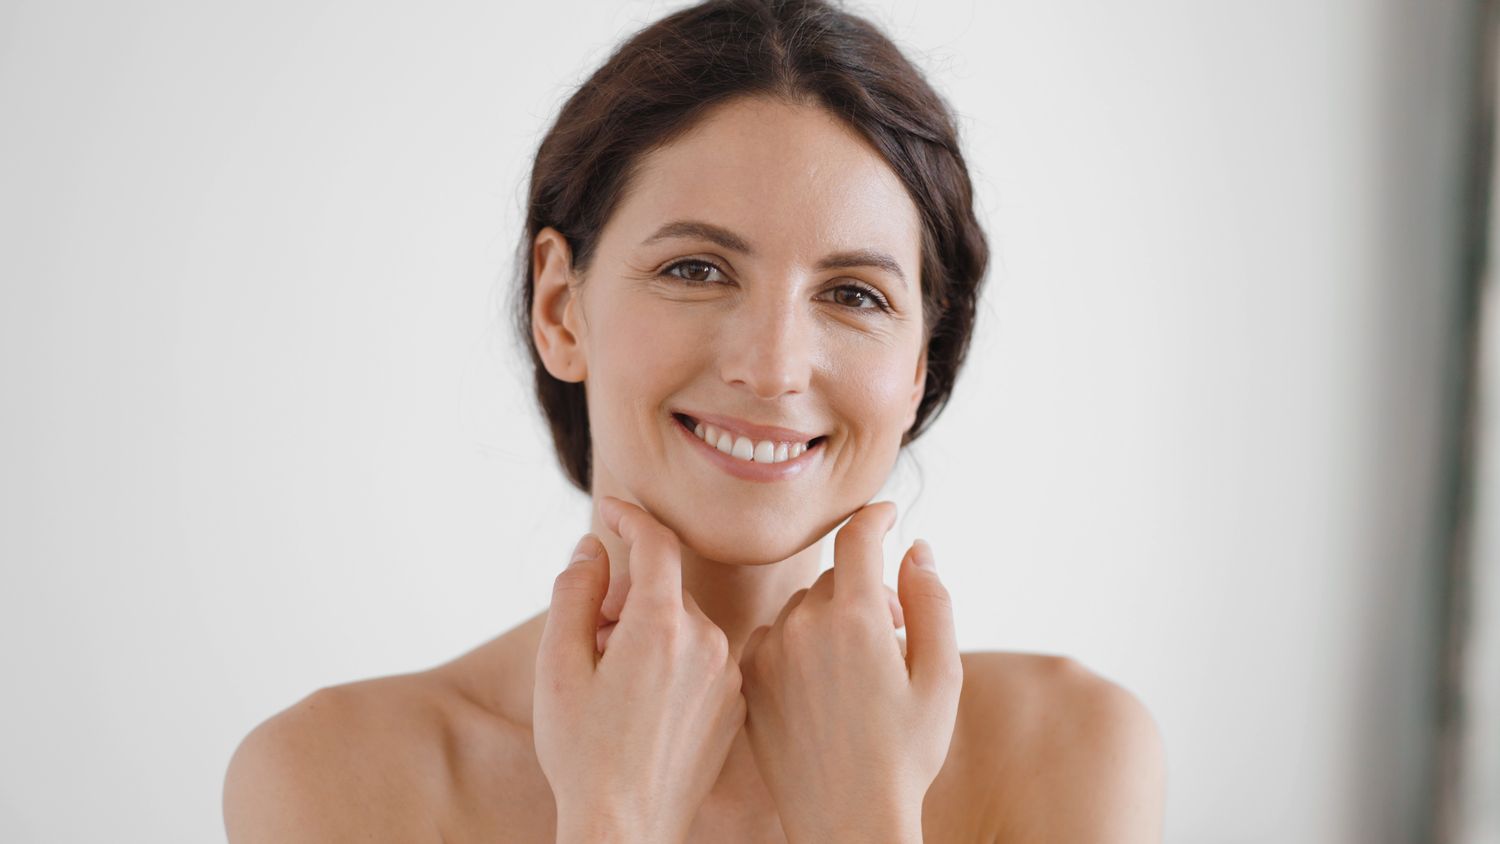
933;656;965;688
782;607;817;645
914;583;955;613
551;566;595;595
830;597;878;629
782;587;812;614
637;609;684;642
698;623;730;664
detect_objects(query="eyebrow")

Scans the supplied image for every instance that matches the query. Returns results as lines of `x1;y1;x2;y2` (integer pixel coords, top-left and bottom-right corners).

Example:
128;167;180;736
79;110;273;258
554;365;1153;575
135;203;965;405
641;219;907;288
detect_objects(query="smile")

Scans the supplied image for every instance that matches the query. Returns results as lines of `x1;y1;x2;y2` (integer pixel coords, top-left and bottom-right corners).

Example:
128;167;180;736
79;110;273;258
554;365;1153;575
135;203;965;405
671;412;826;481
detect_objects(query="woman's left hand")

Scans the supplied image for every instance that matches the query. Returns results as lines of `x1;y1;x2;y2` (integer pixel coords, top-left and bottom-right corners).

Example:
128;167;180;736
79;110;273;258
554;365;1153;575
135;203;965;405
738;502;963;844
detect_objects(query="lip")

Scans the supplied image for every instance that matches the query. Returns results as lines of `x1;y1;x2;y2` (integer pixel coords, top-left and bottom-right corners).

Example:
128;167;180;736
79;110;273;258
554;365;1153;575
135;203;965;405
672;409;820;444
671;413;823;483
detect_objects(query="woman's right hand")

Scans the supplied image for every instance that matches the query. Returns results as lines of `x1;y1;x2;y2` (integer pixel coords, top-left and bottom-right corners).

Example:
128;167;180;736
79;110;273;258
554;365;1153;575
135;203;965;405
532;496;746;844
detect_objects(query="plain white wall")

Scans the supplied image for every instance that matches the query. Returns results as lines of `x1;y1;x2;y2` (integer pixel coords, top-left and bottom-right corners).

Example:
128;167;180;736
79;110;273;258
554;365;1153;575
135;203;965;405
0;0;1472;841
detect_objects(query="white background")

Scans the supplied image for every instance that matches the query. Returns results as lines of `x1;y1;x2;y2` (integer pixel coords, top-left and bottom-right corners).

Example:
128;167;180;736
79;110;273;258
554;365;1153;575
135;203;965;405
0;1;1474;841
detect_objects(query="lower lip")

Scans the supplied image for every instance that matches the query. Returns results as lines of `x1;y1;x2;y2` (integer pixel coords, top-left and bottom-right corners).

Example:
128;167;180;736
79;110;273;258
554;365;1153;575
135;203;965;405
672;415;822;483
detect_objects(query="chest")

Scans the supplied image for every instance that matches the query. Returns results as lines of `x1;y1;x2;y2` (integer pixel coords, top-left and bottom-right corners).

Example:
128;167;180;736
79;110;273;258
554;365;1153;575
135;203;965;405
430;724;993;843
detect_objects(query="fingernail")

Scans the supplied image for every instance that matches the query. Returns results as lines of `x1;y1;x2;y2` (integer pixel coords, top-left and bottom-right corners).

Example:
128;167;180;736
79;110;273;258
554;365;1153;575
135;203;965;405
571;534;602;565
913;538;936;570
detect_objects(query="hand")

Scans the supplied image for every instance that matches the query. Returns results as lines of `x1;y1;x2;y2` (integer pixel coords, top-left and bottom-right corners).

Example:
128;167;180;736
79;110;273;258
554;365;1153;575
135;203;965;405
533;497;747;844
738;502;963;843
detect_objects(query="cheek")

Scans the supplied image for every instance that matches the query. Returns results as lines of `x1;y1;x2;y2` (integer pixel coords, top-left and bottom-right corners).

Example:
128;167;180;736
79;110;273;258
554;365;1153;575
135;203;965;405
821;339;920;498
592;298;708;386
584;296;706;441
830;342;918;435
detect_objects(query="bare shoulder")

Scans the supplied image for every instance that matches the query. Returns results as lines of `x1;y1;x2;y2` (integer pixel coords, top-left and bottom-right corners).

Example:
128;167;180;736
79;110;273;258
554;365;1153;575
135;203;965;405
223;673;452;843
956;651;1165;843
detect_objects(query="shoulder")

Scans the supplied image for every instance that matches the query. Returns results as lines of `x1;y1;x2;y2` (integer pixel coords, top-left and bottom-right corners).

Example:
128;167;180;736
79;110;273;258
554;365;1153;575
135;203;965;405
956;651;1165;843
223;673;454;843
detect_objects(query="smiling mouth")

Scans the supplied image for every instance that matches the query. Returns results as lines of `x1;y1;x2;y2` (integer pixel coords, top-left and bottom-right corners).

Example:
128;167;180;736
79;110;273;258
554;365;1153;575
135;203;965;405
672;413;827;465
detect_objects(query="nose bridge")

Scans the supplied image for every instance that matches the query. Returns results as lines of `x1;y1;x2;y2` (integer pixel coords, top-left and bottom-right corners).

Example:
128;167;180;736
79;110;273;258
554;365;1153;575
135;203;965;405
720;282;813;398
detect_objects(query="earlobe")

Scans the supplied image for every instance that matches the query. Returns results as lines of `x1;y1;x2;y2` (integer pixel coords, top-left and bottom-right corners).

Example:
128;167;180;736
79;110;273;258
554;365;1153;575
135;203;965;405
532;227;587;383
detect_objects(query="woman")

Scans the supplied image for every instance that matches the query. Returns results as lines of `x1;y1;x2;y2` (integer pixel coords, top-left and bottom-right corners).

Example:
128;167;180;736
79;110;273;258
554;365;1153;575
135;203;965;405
224;1;1165;840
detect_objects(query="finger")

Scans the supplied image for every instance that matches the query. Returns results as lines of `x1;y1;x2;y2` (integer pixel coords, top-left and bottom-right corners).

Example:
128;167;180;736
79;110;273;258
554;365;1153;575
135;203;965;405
538;534;611;674
886;586;905;629
599;496;683;613
832;501;897;605
807;566;837;600
772;587;810;631
599;559;631;625
897;539;960;686
740;623;771;668
596;620;617;654
681;586;709;621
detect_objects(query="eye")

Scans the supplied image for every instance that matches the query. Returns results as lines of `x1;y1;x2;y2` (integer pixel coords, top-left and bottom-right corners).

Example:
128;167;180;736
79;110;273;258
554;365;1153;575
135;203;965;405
660;260;891;313
661;259;728;285
823;283;893;313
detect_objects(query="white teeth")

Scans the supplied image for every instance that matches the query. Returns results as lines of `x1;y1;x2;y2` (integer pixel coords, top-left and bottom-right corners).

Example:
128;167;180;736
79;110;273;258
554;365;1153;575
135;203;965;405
686;416;813;465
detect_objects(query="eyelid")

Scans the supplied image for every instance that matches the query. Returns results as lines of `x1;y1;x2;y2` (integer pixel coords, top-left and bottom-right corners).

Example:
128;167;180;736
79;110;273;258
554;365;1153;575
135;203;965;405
658;257;894;314
660;256;731;284
825;281;894;313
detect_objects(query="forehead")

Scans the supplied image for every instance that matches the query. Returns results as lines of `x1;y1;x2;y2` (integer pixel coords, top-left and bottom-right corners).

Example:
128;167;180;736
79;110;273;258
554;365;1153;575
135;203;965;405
603;97;923;275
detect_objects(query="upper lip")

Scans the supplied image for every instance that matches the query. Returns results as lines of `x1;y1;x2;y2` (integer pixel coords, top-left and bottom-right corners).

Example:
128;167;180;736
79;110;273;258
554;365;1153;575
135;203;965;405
674;409;822;444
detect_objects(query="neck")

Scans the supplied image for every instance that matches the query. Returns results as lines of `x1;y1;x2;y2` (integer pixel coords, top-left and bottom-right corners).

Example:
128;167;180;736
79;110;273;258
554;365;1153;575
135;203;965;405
589;500;823;660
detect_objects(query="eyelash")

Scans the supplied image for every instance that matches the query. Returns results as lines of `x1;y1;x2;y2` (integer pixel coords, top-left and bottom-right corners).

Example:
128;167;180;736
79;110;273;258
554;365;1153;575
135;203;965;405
660;258;894;314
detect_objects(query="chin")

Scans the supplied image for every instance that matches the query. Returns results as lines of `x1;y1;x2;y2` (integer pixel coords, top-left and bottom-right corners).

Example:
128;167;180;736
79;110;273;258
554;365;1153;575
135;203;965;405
652;496;835;566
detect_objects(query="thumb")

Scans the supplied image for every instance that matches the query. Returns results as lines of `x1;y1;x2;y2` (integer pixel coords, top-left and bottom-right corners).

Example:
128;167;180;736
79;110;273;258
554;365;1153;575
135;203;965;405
897;539;960;688
539;534;611;675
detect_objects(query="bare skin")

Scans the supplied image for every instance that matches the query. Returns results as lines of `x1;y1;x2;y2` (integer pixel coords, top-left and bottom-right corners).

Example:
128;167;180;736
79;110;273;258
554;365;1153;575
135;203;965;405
223;96;1166;841
225;499;1163;842
223;607;1163;842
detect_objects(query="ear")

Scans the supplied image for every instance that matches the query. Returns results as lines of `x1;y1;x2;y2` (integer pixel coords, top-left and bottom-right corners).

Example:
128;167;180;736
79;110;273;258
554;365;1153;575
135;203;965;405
532;227;587;383
905;344;928;433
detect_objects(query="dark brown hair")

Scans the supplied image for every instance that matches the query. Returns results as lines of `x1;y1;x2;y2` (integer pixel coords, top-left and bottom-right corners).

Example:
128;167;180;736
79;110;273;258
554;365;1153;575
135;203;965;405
515;0;989;493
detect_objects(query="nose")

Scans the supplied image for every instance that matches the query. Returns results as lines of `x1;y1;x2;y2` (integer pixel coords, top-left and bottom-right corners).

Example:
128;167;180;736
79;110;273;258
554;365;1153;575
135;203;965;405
718;295;814;399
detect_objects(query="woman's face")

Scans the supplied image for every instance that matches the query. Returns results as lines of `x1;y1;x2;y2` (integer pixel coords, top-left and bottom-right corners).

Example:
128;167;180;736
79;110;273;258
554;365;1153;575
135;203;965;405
552;96;927;564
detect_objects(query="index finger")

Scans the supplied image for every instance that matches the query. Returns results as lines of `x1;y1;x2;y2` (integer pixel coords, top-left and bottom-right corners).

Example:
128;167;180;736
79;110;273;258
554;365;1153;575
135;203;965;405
598;496;683;612
832;501;897;604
